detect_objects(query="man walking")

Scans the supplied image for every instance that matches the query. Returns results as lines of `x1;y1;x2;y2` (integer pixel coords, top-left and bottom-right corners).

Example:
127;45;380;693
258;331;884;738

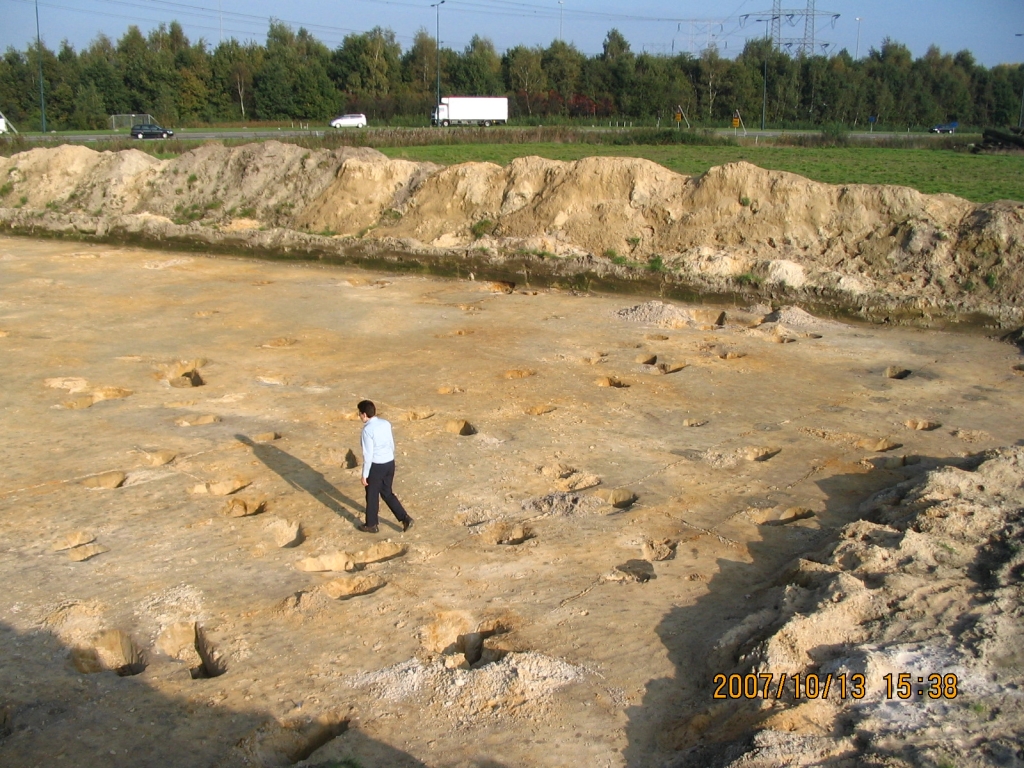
357;400;414;534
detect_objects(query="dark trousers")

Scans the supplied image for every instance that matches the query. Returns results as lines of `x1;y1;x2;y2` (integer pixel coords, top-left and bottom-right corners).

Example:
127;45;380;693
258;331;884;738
364;460;410;527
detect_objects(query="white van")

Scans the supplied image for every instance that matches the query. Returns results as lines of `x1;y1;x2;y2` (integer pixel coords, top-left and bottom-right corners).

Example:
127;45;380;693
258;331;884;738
330;114;367;128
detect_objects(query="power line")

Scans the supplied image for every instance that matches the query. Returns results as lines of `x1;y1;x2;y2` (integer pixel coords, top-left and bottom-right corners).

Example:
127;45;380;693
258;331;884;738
7;0;420;47
9;0;264;42
6;0;848;57
742;0;839;56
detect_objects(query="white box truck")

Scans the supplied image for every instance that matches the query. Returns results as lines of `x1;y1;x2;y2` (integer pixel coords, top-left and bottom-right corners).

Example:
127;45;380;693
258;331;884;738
432;97;508;127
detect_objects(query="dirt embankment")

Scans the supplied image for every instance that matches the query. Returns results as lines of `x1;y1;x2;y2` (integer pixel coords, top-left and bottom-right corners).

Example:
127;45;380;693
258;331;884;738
672;446;1024;768
1;142;1022;326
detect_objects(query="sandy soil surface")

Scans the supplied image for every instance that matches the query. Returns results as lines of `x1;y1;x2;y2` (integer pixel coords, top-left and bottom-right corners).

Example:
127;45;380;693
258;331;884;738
1;235;1023;768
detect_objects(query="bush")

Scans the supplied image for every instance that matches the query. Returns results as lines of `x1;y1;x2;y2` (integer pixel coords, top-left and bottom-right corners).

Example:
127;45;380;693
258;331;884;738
606;128;735;147
819;123;850;146
735;273;762;287
470;218;495;239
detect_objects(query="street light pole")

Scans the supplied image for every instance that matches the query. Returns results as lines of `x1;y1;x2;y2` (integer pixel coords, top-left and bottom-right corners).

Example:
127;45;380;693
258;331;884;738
432;0;445;124
855;17;862;60
1017;35;1023;128
559;1;564;41
35;0;46;132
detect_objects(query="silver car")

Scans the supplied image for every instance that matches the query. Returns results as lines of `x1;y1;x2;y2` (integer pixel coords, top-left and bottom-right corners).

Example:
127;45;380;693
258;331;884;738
330;114;367;128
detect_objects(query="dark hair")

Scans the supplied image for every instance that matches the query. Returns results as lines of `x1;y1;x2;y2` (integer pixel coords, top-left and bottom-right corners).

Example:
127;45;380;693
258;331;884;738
357;400;376;418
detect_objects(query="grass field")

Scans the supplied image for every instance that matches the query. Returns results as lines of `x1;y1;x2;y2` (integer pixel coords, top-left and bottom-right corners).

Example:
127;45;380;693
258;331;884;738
379;143;1024;204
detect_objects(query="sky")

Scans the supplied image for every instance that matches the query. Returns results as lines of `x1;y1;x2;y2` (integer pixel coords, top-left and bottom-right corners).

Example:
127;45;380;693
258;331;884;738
2;0;1023;67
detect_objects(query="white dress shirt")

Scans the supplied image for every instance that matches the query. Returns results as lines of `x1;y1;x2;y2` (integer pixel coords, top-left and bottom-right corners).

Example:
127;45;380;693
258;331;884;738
360;416;396;478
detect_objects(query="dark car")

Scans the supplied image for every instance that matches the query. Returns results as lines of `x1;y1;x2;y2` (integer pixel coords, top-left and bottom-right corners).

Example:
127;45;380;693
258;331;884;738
130;123;174;139
929;121;958;134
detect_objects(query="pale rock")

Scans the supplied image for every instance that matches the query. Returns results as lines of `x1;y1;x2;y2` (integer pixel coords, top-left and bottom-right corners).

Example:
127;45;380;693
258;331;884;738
156;621;200;664
541;463;575;479
595;488;637;508
82;471;126;490
92;387;133;401
206;477;250;496
351;540;406;565
144;449;177;466
481;521;534;545
445;419;476;436
658;362;687;373
169;369;203;388
556;472;601;491
222;497;266;517
856;438;901;452
52;531;96;551
296;552;356;572
267;519;302;548
642;539;677;561
744;446;780;462
904;419;940;431
68;543;109;561
883;455;906;470
321;573;386;600
766;259;807;289
45;377;90;393
176;414;220;427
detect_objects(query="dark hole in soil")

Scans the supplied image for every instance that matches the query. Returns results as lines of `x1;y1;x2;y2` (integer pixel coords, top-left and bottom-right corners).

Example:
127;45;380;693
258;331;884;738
115;660;147;677
458;623;511;667
288;719;349;763
191;626;227;679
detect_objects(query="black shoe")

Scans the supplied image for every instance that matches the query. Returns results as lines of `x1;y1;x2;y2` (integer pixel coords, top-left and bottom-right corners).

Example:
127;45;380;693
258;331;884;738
358;524;379;533
402;518;414;532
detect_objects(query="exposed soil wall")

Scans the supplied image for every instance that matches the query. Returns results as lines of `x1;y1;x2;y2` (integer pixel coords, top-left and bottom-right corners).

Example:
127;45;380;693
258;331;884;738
1;142;1022;326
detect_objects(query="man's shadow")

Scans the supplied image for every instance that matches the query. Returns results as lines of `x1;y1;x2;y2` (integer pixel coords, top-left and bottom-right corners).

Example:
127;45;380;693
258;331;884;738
236;434;363;527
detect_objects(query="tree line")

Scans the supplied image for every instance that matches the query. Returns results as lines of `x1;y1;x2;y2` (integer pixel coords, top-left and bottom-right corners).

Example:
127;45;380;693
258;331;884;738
1;20;1022;131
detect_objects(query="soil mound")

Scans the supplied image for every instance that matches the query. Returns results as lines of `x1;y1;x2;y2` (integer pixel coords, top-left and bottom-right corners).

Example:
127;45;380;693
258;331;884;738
138;142;387;227
685;446;1024;767
2;144;1023;324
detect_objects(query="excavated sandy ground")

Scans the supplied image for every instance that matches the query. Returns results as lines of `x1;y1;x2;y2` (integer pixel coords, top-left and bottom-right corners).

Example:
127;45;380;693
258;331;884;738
1;235;1023;768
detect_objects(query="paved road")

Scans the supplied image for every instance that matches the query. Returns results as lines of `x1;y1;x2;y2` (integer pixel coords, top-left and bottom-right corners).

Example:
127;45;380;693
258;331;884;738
12;129;323;142
6;126;958;144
